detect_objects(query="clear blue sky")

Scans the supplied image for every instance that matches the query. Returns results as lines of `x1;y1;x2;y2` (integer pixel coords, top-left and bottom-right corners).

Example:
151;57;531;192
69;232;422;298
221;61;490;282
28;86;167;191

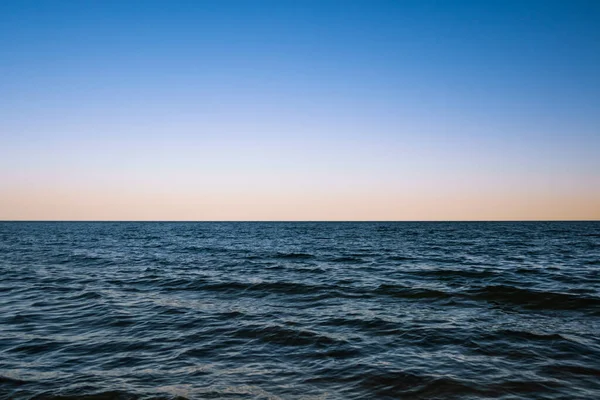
1;0;599;220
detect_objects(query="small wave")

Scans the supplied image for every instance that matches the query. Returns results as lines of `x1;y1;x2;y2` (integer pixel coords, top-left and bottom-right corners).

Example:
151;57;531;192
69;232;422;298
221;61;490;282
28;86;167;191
294;266;328;274
322;316;402;335
387;255;416;261
582;233;600;238
7;340;63;355
374;284;454;300
485;379;562;395
273;252;315;259
468;285;600;311
232;324;346;347
308;367;480;398
28;390;185;400
0;375;27;386
356;369;433;396
417;269;497;279
307;347;361;359
60;253;116;267
199;280;327;296
329;256;365;263
182;245;228;254
67;291;104;301
157;277;200;289
495;329;565;341
541;363;600;377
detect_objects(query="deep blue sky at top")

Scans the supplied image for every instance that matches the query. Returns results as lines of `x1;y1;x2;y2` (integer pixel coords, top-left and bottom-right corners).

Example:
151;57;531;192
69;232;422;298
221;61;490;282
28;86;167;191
0;1;599;219
3;0;599;128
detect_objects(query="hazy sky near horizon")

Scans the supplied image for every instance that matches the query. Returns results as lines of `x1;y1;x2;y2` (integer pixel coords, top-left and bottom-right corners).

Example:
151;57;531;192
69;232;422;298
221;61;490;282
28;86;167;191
1;0;599;220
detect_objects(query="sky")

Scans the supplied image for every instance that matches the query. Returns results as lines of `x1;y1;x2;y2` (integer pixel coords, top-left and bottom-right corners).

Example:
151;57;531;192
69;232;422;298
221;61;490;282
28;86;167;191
1;0;599;220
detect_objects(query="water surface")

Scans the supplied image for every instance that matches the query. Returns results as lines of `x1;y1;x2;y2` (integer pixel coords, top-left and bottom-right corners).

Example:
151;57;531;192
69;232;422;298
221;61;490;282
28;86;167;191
1;222;599;399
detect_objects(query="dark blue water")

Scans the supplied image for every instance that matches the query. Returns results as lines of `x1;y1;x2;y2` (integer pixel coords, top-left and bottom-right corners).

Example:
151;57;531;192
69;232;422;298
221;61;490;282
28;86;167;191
1;222;599;399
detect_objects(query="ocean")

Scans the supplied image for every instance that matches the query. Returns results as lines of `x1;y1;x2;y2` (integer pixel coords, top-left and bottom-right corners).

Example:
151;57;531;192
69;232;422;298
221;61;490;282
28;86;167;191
1;221;599;399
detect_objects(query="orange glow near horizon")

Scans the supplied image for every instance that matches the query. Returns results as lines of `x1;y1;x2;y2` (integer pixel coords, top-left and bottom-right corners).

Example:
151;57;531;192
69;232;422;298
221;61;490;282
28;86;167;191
2;185;598;221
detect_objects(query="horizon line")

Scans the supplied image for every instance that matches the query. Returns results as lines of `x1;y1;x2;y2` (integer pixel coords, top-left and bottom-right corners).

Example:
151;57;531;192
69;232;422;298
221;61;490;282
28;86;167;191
1;220;598;223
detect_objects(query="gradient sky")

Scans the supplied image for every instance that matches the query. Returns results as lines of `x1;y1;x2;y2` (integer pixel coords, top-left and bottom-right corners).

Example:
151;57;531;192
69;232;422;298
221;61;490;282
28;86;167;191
1;0;599;220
